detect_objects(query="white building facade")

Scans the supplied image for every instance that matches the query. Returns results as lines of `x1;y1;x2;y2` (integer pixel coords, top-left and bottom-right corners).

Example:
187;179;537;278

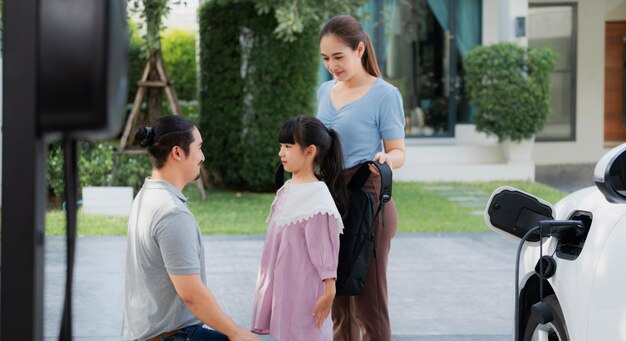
358;0;626;181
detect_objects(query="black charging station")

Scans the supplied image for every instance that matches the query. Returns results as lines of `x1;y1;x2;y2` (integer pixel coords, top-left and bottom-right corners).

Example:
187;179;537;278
1;0;129;339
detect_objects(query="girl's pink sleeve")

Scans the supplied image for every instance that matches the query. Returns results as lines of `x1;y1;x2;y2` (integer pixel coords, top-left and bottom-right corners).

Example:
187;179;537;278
304;212;341;281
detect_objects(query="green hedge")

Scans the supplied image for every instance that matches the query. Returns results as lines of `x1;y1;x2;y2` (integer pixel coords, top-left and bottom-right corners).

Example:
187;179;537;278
128;19;146;103
161;29;197;101
161;100;200;125
47;142;151;205
198;1;318;191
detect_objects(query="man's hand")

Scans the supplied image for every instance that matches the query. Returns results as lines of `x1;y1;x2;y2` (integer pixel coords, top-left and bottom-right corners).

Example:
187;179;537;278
312;279;336;328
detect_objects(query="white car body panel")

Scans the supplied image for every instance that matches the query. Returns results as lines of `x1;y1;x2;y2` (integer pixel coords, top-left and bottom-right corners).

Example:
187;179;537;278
517;187;626;341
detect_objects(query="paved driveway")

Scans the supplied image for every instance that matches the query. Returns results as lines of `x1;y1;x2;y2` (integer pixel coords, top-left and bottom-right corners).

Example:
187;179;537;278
43;233;517;340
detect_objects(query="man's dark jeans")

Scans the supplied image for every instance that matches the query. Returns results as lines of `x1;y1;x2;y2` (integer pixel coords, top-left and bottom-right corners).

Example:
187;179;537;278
161;324;228;341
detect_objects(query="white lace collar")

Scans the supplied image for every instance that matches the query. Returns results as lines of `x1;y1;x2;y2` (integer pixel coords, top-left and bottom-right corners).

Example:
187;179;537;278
267;180;343;233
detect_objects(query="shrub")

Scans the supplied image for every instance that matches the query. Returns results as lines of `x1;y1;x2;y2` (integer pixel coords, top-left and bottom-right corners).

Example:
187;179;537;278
161;100;200;125
464;42;557;142
198;1;318;191
47;142;151;204
161;29;197;101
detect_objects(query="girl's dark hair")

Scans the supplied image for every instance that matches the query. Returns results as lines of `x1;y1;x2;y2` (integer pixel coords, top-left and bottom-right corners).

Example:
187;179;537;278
134;115;196;169
279;115;348;216
319;15;381;78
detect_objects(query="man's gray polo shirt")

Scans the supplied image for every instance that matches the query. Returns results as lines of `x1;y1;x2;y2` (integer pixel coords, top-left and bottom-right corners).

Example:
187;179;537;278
123;178;206;340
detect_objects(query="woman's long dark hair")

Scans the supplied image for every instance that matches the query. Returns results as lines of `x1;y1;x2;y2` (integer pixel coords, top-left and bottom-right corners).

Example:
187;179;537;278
278;116;348;216
319;15;381;78
134;115;195;169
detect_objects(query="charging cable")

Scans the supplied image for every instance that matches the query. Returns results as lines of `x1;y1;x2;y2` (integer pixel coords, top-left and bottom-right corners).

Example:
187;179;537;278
514;225;541;341
59;137;78;341
514;220;584;340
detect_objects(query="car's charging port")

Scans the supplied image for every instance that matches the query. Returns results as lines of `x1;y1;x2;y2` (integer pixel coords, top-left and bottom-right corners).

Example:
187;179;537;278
554;211;592;260
539;220;586;239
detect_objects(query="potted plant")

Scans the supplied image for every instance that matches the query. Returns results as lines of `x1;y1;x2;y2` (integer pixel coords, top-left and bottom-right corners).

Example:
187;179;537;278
464;42;557;163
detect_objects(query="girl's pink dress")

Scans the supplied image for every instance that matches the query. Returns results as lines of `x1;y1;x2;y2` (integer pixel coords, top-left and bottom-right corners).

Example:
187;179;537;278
251;180;343;341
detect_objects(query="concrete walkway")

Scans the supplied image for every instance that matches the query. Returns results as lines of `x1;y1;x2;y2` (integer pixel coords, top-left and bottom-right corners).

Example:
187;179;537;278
43;233;518;340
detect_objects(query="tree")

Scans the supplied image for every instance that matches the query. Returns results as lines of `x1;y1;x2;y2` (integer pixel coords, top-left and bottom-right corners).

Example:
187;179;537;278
211;0;368;42
121;0;185;150
125;0;367;131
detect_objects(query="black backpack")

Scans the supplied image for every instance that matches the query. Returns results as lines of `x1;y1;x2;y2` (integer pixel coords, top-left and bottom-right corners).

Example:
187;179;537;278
336;161;392;296
274;161;393;296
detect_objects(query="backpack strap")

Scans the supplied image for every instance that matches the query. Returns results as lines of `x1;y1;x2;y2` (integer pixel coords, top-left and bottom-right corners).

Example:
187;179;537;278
347;161;393;259
347;161;393;204
376;162;393;204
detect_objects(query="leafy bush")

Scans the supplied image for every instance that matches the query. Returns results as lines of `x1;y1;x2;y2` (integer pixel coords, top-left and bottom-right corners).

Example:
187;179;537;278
47;142;151;204
198;1;318;191
161;29;197;101
464;42;557;142
161;100;200;125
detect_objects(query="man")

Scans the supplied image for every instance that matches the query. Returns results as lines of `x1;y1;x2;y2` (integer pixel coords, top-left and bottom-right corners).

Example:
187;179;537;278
123;115;258;341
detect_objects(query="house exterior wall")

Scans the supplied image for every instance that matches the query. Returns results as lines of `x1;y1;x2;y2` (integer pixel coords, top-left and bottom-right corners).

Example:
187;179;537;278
479;0;621;166
530;0;614;165
607;0;626;20
483;0;501;45
478;0;622;166
398;0;622;180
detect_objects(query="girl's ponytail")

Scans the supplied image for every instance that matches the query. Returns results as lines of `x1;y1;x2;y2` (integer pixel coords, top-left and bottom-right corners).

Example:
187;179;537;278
321;128;348;217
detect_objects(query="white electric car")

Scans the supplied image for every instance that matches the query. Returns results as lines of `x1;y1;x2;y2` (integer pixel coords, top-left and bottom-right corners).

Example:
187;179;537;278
485;144;626;341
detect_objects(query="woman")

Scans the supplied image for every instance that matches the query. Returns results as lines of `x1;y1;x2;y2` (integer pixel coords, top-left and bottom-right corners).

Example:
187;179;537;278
317;15;406;341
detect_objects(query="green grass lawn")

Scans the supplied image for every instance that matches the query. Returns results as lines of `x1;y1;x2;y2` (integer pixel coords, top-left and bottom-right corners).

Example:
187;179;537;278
394;181;566;232
45;181;567;236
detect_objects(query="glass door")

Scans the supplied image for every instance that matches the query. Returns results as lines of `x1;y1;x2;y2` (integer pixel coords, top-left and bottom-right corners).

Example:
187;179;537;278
377;0;480;137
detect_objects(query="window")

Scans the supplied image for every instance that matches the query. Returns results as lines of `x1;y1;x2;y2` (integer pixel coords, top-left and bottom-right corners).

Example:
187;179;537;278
378;0;481;137
529;3;577;141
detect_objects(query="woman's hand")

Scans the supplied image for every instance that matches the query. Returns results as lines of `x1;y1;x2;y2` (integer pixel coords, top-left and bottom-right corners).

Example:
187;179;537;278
312;279;336;328
371;139;405;174
371;152;393;174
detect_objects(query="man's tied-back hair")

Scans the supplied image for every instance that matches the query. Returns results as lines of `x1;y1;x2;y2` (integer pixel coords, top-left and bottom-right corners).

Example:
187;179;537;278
135;127;155;147
134;115;195;169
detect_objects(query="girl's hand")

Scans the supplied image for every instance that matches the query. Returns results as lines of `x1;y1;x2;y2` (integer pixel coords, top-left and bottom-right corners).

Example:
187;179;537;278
312;291;335;328
229;328;260;341
371;152;393;174
313;278;336;328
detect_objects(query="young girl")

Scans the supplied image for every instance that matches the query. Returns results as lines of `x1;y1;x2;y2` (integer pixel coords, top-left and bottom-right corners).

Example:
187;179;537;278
251;115;348;340
317;15;406;341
